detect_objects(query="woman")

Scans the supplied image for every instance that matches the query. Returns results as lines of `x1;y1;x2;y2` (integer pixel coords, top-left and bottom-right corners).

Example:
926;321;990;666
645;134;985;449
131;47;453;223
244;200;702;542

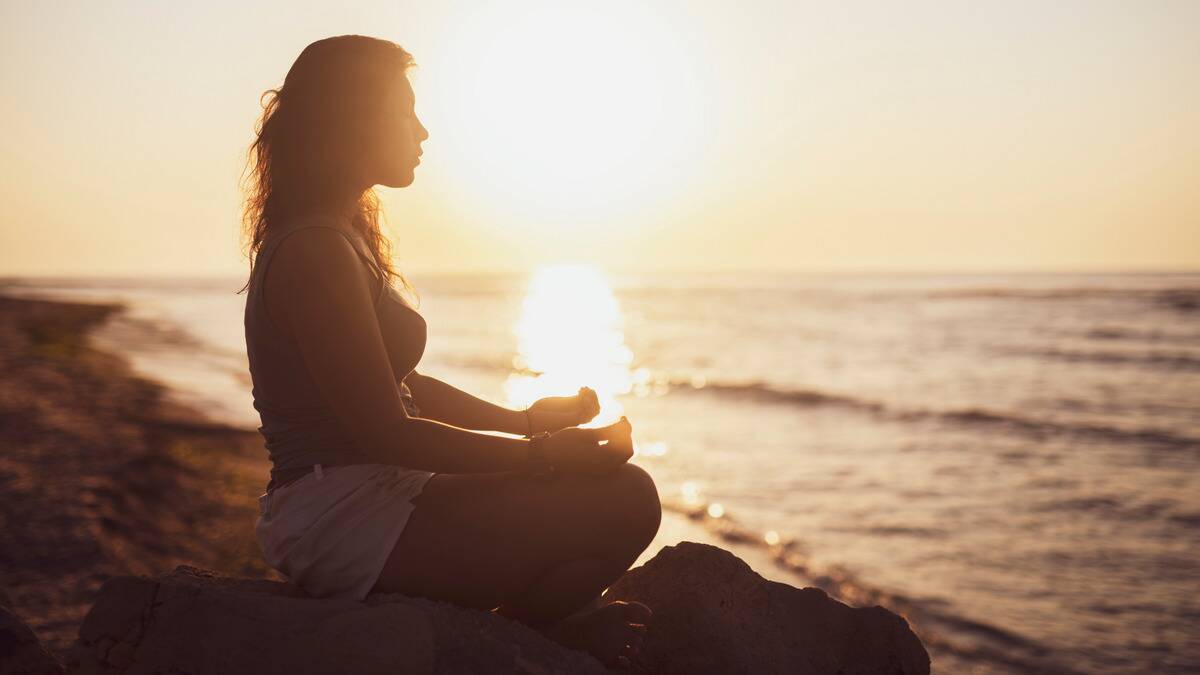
240;35;661;668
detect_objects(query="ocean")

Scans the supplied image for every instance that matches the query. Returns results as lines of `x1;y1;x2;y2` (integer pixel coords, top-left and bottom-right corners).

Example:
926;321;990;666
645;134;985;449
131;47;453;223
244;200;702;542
4;269;1197;674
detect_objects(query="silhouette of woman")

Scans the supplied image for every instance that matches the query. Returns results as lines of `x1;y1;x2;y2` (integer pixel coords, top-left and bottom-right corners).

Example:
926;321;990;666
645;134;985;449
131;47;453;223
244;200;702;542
239;35;659;668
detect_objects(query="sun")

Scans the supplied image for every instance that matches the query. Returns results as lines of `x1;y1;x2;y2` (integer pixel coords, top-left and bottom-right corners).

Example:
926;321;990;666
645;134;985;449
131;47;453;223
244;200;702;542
422;1;706;232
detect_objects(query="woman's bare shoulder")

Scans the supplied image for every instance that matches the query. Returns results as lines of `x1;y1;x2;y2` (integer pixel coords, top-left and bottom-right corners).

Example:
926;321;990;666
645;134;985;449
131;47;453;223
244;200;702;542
263;227;371;327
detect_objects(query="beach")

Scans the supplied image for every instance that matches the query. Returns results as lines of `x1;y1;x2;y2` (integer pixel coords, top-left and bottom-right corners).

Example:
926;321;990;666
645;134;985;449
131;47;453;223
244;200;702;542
4;1;1198;669
0;293;284;654
0;289;753;659
2;271;1197;674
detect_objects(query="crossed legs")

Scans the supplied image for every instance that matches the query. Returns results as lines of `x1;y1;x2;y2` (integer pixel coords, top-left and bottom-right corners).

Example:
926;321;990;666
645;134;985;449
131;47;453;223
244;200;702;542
371;462;662;661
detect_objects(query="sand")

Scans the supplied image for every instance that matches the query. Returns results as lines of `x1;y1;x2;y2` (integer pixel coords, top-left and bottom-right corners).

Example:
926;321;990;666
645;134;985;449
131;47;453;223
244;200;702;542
0;293;282;654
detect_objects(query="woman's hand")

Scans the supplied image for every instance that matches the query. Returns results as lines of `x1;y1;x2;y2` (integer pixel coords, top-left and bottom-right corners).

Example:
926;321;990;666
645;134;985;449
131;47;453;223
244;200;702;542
527;386;601;435
543;416;634;476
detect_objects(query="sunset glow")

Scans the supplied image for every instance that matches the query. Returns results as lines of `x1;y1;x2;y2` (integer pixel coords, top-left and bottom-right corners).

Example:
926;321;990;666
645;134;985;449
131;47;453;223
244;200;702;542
1;5;1196;671
425;2;706;234
0;1;1196;276
503;264;633;426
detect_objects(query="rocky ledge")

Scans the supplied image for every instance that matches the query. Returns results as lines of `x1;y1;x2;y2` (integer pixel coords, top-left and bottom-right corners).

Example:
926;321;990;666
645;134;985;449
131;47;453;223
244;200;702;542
6;541;929;675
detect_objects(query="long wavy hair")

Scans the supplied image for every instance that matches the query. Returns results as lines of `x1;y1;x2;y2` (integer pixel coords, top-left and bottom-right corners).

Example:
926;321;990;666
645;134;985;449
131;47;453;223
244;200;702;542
237;35;419;307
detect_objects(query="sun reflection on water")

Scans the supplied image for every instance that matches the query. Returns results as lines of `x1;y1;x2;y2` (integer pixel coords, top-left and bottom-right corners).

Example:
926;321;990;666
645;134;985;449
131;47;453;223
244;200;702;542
503;264;633;427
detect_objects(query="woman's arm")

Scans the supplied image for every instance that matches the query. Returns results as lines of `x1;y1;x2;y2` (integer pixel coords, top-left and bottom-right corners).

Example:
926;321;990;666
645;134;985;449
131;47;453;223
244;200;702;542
270;227;533;473
404;370;528;436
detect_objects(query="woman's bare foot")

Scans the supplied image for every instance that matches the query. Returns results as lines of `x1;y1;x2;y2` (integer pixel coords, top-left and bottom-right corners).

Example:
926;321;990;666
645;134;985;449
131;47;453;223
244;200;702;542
541;600;652;668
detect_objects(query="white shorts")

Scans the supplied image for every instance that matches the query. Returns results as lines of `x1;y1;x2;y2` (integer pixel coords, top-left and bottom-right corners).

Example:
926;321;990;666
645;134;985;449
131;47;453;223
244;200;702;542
255;463;437;601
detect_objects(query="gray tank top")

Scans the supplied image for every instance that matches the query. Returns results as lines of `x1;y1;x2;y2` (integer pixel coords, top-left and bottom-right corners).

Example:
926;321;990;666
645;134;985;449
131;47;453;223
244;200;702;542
243;214;427;493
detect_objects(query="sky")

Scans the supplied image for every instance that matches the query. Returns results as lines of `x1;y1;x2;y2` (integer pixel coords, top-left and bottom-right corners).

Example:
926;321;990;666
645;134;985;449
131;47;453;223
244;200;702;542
1;0;1197;277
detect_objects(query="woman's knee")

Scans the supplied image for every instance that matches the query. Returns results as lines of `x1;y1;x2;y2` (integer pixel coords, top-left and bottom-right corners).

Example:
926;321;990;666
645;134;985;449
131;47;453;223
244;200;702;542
608;463;662;553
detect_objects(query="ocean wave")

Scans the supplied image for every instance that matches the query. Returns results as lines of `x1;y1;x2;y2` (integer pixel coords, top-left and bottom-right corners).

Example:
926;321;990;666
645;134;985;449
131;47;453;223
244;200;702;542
1086;327;1133;340
1157;288;1200;312
926;407;1199;449
862;525;949;538
1028;496;1196;527
1168;512;1200;529
668;377;1200;450
1002;346;1200;371
913;285;1200;306
97;313;215;352
671;378;886;414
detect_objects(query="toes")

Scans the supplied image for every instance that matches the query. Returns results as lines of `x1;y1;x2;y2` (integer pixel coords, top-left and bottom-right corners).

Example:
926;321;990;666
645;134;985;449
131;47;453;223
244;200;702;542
621;641;641;665
600;642;636;670
613;600;653;623
623;623;646;647
619;625;646;665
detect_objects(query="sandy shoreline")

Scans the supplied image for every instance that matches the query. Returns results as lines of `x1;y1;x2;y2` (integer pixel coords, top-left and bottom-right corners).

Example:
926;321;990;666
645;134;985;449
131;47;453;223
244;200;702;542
0;292;282;655
0;290;760;658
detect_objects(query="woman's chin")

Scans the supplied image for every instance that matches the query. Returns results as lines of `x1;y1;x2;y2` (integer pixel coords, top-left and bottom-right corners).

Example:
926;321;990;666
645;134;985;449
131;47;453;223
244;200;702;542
379;169;416;188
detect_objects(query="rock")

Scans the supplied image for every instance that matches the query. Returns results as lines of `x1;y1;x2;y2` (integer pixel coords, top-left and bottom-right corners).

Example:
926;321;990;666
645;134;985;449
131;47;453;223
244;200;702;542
0;604;65;675
66;565;606;675
600;542;930;674
65;543;929;675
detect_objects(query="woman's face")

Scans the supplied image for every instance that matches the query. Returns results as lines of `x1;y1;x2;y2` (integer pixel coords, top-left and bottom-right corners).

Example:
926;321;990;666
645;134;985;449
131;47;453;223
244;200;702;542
372;73;428;188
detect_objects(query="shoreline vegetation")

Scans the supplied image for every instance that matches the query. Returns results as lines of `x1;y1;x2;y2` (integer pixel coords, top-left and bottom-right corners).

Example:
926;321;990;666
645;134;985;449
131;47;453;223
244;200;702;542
0;291;281;655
